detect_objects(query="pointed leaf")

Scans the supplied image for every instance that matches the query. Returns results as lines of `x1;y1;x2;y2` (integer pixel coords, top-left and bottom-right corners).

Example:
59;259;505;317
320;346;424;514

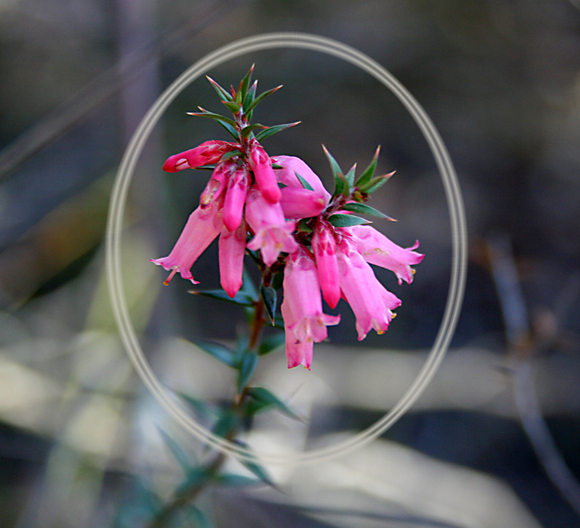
211;410;240;440
295;172;314;191
245;85;283;114
246;387;303;421
359;171;395;194
254;121;300;142
239;64;254;101
241;269;259;301
188;109;236;128
322;145;344;180
206;76;233;102
182;506;212;528
240;123;267;138
177;392;216;420
344;163;357;187
157;427;194;471
190;289;255;306
213;474;262;487
342;202;395;220
355;146;380;188
327;213;370;228
232;440;275;486
260;285;277;324
243;80;258;111
196;341;237;368
219;149;243;161
237;352;258;392
258;332;285;356
174;467;210;496
222;100;241;114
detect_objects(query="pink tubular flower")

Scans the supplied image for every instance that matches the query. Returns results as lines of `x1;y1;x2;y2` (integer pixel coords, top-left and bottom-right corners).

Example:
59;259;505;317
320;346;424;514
223;166;250;232
219;220;247;298
162;140;237;172
272;155;331;205
281;247;340;369
336;238;401;340
151;199;223;284
279;186;326;219
245;187;298;267
348;225;424;284
248;139;281;204
312;220;341;309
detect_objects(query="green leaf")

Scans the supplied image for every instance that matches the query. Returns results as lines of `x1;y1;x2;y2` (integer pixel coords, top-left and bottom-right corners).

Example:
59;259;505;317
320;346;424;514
213;474;262;487
360;172;395;194
322;144;343;181
260;285;277;324
241;268;259;301
197;341;237;368
342;202;394;220
237;351;258;392
344;163;357;187
206;76;233;102
297;219;313;233
271;268;285;290
219;149;243;161
246;387;303;421
245;84;283;115
211;410;240;440
243;80;258;112
188;108;236;128
190;289;255;306
295;172;314;191
182;506;212;528
177;392;216;420
232;440;275;486
327;213;370;228
258;332;285;356
355;146;380;188
174;467;210;496
240;123;267;138
254;121;301;142
239;64;254;101
222;100;241;114
157;427;195;471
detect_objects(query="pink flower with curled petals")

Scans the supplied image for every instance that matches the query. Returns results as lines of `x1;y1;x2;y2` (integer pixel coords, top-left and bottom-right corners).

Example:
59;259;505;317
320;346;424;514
348;225;424;285
272;155;331;205
245;187;298;267
162;140;238;172
223;166;250;232
219;220;247;298
312;220;341;309
248;139;281;204
279;186;326;219
281;247;340;369
336;237;401;341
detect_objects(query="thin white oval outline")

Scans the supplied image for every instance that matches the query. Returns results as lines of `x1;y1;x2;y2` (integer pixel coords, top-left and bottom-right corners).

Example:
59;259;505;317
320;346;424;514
106;32;467;466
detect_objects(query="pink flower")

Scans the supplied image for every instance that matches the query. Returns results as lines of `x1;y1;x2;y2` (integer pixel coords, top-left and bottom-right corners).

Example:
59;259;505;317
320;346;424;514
279;186;327;219
245;187;298;267
162;140;237;172
219;220;247;298
248;139;281;204
312;220;341;308
151;199;223;284
281;247;340;369
348;225;424;284
336;237;401;340
223;166;250;232
272;155;331;205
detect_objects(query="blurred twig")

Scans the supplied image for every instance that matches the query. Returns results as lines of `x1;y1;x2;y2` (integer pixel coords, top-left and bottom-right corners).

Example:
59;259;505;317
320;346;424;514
487;233;580;516
0;0;251;181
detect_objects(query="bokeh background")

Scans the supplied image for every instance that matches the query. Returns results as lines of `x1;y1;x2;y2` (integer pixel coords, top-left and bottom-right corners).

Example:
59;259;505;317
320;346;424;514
1;1;580;527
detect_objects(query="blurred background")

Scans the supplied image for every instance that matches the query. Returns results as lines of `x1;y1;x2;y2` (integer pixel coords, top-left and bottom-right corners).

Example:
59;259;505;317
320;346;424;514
1;0;580;527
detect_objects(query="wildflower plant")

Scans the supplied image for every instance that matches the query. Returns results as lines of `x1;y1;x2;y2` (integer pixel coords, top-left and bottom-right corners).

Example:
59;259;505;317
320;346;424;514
142;65;423;527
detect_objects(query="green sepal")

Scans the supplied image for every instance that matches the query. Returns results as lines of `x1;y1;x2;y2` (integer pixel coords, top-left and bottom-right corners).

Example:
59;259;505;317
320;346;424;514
190;289;255;306
327;213;369;228
295;171;314;191
206;76;233;102
344;163;357;187
258;332;285;356
237;352;258;392
342;202;394;220
260;285;277;324
196;341;237;368
232;439;275;487
157;427;195;471
213;474;262;487
244;85;283;115
246;387;303;421
211;410;240;440
254;121;301;142
240;123;267;138
355;146;380;188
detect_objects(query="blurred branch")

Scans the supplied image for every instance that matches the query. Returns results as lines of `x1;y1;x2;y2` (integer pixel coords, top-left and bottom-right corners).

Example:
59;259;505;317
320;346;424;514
0;0;251;181
487;233;580;516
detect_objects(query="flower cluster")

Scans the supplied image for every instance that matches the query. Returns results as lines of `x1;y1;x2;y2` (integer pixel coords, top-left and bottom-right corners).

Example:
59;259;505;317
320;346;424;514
153;67;423;369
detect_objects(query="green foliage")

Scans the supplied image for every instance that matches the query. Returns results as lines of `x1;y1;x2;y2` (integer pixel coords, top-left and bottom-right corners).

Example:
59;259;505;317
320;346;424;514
245;387;303;421
258;332;285;356
260;285;277;324
327;213;369;227
157;427;196;471
342;202;395;220
190;288;255;306
237;351;259;392
196;341;237;368
254;121;301;142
